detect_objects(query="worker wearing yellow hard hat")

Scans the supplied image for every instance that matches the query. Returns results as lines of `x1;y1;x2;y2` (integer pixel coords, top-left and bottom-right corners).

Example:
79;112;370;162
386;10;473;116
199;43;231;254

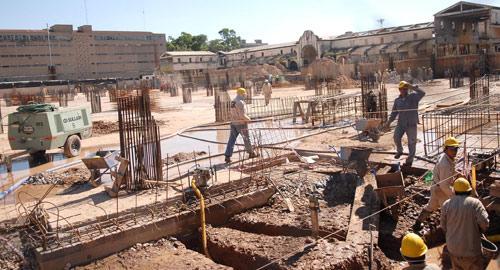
384;80;426;167
414;136;461;230
236;87;246;95
224;87;258;163
441;177;489;269
400;233;439;269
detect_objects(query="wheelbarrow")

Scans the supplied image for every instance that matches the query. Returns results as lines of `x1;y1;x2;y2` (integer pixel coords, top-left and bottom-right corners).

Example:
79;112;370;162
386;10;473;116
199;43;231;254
355;118;382;142
374;171;405;219
330;146;372;177
81;150;121;187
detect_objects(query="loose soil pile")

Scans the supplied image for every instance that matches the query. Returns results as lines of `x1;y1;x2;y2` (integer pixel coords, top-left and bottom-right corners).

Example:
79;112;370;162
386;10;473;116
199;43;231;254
228;171;357;237
92;121;119;135
378;175;444;266
92;120;168;136
25;165;90;185
164;151;207;165
207;226;391;269
0;229;23;270
77;237;230;270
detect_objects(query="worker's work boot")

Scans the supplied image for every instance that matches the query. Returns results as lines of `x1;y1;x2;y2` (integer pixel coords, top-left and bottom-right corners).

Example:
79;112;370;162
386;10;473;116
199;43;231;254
224;156;231;163
248;152;259;159
394;153;403;159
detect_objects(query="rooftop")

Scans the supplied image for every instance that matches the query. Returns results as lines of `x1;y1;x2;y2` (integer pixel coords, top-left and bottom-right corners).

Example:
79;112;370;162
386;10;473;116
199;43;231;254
161;51;216;57
327;22;434;40
224;42;296;54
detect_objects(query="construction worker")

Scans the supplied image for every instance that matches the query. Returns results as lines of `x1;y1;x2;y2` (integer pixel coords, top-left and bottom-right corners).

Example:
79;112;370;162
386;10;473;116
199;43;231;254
262;79;272;105
224;88;257;163
400;233;440;269
413;137;461;230
385;81;425;166
441;177;489;270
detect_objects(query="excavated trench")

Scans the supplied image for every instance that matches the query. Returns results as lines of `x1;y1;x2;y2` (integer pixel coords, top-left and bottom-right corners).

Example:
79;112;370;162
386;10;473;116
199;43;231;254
177;172;386;270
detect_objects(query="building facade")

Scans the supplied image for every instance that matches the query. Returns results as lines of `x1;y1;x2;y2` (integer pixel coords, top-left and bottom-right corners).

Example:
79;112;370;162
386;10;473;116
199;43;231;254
161;1;499;80
0;24;166;82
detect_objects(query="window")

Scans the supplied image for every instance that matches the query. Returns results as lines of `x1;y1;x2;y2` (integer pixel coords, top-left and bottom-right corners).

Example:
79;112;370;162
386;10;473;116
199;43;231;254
209;57;212;62
380;37;384;44
413;33;418;40
177;58;181;63
189;58;192;63
462;22;466;32
261;52;264;57
280;50;283;55
472;23;476;32
440;21;444;29
200;57;203;62
451;21;455;30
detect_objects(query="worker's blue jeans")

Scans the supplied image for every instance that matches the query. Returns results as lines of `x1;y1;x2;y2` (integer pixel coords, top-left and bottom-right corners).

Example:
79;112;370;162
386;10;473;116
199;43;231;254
394;125;417;164
224;123;253;158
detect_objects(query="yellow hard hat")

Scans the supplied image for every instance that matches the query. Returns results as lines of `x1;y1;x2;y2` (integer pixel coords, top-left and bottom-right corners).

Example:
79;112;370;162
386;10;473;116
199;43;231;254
236;88;246;95
399;81;410;90
400;233;428;258
444;137;460;148
453;177;472;192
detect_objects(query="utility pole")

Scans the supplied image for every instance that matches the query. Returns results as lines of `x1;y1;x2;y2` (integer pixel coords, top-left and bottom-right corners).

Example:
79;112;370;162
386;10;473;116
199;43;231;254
46;23;53;67
84;0;89;24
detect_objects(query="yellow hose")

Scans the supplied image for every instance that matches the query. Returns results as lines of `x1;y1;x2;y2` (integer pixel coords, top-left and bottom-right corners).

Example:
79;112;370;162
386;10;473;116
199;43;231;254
191;179;210;258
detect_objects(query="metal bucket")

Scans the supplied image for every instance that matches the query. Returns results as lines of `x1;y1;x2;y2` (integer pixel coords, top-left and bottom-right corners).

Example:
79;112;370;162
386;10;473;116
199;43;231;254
482;237;498;260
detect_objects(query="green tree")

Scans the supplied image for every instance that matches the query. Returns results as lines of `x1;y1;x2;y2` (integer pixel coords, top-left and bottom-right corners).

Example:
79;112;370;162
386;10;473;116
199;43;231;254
218;28;241;51
207;39;224;52
165;32;208;51
165;29;242;52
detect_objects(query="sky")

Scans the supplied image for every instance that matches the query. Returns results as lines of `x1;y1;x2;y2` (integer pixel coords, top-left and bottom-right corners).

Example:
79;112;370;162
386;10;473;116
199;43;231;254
0;0;498;44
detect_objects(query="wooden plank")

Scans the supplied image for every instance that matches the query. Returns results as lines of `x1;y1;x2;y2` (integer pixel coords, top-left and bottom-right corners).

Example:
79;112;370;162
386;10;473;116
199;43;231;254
346;172;380;244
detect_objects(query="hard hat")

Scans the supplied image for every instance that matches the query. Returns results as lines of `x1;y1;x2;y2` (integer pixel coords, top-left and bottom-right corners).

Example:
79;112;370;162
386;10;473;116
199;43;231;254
236;88;246;95
399;81;410;90
264;79;269;83
444;137;460;148
453;177;472;192
400;233;428;258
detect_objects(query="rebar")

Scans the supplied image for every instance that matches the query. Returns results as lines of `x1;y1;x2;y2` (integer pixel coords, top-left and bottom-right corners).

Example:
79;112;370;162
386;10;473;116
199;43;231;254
117;91;163;190
423;94;500;157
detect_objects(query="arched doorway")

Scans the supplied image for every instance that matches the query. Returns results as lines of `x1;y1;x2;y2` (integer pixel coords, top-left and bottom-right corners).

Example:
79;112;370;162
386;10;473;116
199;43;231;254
301;45;317;66
288;60;298;71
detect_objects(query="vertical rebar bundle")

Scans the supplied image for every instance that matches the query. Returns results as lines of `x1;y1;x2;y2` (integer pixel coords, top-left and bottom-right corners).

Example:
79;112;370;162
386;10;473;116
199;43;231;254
90;90;102;113
0;99;3;134
449;71;464;88
118;93;163;190
361;76;388;123
469;74;489;101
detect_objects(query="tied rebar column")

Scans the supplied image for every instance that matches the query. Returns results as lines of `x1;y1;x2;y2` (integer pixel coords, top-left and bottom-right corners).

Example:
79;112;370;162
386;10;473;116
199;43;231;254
117;93;163;190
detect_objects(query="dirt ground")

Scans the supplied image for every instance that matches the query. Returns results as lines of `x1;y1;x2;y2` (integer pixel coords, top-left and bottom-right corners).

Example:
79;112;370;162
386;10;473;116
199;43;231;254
206;226;391;270
228;170;356;238
1;79;499;269
77;237;230;270
0;85;315;156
